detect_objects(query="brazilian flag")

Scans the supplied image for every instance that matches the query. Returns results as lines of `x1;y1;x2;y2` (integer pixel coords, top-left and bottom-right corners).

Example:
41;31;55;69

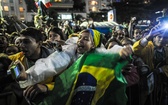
38;51;129;105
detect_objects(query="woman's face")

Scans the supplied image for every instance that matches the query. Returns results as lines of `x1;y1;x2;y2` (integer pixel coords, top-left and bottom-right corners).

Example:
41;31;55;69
48;31;61;42
77;31;94;54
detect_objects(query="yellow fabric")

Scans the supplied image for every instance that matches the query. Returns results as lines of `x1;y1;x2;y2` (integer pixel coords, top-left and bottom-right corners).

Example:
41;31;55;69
9;52;55;90
66;65;115;105
133;40;155;70
92;29;101;47
68;33;79;38
133;40;168;77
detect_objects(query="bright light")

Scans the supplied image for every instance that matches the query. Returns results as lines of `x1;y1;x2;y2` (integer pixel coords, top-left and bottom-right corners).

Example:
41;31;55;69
163;23;168;29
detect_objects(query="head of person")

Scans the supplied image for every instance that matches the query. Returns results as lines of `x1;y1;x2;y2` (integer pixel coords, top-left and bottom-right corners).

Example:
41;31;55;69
153;32;168;48
0;53;12;75
5;44;19;55
48;27;66;42
133;28;142;41
0;34;8;53
77;29;101;54
105;37;122;49
113;26;125;41
19;27;44;59
8;32;20;44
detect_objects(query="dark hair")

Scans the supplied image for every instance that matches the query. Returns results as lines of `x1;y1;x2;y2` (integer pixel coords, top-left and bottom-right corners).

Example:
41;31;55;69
0;53;12;71
20;27;44;42
47;27;67;40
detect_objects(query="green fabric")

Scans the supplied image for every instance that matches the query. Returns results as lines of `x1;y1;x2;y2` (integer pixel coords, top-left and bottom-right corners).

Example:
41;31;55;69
38;51;128;105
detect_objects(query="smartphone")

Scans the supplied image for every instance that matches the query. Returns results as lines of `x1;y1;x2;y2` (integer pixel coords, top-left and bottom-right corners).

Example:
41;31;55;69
10;65;21;79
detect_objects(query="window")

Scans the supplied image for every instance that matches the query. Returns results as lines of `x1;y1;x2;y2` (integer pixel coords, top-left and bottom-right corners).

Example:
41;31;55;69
89;6;98;12
90;1;98;5
9;0;13;3
10;6;14;11
19;0;23;3
92;7;97;11
2;0;7;3
20;14;24;20
19;7;24;12
4;6;9;11
55;0;62;2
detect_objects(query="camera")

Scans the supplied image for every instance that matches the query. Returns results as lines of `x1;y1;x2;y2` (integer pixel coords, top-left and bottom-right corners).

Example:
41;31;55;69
10;64;21;79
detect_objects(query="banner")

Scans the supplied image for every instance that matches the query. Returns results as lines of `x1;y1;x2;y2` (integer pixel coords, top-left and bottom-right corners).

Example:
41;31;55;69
108;9;116;22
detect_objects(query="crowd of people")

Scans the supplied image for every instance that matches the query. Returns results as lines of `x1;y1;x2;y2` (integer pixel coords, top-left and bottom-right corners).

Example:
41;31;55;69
0;8;168;105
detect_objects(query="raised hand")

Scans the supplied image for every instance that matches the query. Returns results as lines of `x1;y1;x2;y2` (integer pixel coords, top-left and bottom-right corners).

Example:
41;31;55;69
119;45;133;59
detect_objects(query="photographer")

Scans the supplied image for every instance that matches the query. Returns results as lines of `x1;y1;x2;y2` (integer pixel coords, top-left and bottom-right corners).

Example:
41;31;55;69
133;15;168;105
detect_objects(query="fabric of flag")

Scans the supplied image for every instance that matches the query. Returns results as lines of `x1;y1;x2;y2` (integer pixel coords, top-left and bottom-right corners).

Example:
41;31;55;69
40;0;52;8
37;51;128;105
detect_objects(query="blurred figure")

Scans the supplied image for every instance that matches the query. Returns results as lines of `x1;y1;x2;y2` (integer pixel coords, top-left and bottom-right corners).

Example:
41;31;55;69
133;19;168;105
5;44;19;55
0;34;8;53
0;53;16;105
132;28;142;42
105;37;122;49
8;27;55;105
44;26;67;51
121;37;134;46
113;26;126;41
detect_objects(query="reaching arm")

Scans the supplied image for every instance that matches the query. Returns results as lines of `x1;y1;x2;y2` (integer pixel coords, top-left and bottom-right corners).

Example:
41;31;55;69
19;44;77;88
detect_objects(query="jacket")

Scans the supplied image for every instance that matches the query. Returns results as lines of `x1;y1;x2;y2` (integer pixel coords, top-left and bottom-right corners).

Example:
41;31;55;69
133;40;168;77
9;46;55;90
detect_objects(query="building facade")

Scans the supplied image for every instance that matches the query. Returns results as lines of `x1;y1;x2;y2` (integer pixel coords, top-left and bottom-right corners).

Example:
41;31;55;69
0;0;29;21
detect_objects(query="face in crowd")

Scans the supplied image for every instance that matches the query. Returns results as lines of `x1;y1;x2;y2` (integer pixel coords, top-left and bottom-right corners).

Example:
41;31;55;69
77;29;101;54
48;31;61;42
133;29;141;40
0;35;8;52
153;34;167;48
18;27;44;59
116;30;125;41
48;27;66;42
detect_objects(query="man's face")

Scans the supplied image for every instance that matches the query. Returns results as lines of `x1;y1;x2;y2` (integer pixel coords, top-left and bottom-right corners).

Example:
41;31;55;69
77;32;94;54
0;36;8;48
153;35;166;47
116;30;125;41
18;35;40;59
133;29;141;40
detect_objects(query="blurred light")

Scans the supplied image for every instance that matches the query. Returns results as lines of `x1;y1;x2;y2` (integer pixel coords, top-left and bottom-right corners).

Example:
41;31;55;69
90;1;98;5
163;23;168;29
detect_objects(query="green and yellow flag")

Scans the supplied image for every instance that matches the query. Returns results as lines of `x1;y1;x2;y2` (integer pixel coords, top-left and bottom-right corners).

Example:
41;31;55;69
38;51;128;105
